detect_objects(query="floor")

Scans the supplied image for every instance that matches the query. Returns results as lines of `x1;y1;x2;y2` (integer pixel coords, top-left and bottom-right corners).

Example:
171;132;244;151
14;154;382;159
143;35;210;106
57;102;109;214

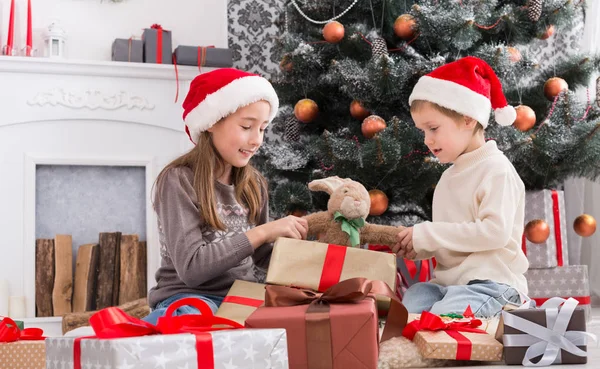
452;308;600;368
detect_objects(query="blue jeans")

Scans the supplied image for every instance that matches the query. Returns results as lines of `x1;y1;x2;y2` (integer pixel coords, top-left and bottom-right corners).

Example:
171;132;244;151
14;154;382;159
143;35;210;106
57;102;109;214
402;279;520;318
142;293;224;325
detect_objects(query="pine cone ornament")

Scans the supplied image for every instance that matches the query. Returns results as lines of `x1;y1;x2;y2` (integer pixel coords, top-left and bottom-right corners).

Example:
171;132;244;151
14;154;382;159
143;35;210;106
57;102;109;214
371;37;389;59
527;0;543;22
284;116;301;142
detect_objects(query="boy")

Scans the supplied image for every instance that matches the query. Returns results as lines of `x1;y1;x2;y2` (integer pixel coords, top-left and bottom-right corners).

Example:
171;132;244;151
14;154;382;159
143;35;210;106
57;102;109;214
394;56;529;317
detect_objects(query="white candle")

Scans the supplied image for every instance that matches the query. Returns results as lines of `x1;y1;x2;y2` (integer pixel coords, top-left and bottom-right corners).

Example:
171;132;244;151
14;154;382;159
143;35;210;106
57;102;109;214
0;280;8;316
8;296;26;318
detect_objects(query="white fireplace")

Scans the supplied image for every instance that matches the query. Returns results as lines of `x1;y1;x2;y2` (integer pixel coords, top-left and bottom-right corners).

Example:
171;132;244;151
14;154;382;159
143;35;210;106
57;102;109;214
0;56;205;335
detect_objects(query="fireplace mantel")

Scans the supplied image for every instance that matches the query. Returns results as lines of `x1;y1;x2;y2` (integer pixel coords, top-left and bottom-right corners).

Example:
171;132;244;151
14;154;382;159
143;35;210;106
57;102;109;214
0;56;207;334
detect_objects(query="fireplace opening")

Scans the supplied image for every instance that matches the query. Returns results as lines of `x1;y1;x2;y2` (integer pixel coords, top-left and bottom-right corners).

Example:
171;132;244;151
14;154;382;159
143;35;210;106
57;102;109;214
34;165;147;317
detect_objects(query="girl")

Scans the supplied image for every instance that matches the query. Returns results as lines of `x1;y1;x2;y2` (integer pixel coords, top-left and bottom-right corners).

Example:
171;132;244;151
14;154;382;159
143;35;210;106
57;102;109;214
144;68;308;324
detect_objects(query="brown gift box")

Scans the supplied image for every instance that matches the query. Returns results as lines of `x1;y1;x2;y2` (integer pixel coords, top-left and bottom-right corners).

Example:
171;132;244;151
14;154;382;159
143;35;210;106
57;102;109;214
413;330;503;362
267;238;396;290
501;307;588;365
215;279;265;325
0;341;46;369
245;278;407;369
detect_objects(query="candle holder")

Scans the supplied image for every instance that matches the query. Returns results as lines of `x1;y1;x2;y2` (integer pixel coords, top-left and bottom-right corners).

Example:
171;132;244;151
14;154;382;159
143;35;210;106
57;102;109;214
1;45;18;56
20;45;39;57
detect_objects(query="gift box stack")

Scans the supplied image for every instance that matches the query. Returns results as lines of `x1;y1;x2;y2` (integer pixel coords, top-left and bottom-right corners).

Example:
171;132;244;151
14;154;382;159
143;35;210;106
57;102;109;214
215;238;517;368
111;24;232;67
522;189;591;321
217;237;408;368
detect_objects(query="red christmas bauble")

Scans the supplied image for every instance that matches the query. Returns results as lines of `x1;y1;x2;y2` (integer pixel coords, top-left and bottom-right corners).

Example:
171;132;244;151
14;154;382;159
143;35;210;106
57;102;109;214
323;21;345;43
393;14;416;40
525;219;550;244
540;25;555;40
574;214;596;237
294;99;319;123
368;190;389;216
361;115;386;139
543;77;568;101
513;105;536;131
350;100;370;120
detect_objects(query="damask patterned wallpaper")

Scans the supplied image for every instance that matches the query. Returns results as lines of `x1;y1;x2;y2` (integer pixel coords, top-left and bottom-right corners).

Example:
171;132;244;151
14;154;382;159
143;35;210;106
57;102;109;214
228;0;285;77
227;0;583;80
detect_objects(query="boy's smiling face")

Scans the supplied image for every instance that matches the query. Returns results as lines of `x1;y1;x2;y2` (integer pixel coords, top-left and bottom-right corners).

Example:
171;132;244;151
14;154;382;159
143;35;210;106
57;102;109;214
411;102;481;164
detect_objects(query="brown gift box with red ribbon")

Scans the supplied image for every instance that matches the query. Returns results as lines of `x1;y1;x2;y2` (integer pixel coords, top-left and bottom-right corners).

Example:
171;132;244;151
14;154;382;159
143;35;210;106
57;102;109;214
267;238;397;309
215;279;265;325
522;190;569;269
0;317;46;369
0;341;46;369
174;45;233;68
403;311;503;362
245;278;408;369
142;24;172;64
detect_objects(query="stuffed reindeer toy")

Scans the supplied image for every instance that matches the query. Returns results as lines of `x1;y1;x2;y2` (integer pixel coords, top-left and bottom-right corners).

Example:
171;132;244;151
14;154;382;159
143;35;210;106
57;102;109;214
303;176;403;247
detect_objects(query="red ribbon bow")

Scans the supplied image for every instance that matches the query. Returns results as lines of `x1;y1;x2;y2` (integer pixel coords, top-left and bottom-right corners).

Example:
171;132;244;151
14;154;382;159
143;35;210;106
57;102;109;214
402;311;487;360
0;317;45;343
74;298;242;369
151;23;163;30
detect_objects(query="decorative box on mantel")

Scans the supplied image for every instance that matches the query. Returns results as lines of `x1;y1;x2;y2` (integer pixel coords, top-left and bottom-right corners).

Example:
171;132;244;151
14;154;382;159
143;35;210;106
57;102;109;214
0;56;209;335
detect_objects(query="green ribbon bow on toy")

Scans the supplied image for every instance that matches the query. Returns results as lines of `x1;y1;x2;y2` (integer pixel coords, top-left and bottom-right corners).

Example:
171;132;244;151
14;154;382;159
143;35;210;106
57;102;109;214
334;211;365;247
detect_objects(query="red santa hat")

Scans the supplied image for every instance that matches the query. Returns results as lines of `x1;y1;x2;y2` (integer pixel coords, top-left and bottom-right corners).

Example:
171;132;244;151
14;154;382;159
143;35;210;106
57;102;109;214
408;56;516;128
182;68;279;143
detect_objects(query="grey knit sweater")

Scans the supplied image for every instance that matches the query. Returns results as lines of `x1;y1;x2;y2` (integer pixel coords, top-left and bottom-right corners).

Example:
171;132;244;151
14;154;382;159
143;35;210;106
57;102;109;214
147;167;272;308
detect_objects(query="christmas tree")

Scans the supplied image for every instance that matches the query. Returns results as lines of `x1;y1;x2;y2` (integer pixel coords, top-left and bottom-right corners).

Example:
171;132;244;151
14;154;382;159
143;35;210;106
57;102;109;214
257;0;600;227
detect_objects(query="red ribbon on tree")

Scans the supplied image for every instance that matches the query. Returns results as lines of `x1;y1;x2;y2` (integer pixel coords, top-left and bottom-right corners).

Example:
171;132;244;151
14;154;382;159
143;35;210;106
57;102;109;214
402;311;487;360
73;298;243;369
0;317;45;343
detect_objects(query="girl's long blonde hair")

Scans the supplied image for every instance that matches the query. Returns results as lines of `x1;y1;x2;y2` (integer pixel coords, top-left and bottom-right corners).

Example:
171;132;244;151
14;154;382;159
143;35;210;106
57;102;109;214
153;131;266;231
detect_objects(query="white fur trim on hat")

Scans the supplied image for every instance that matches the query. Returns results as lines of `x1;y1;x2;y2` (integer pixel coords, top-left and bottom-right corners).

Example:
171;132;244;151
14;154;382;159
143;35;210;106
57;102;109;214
494;105;517;126
409;76;492;128
184;75;279;142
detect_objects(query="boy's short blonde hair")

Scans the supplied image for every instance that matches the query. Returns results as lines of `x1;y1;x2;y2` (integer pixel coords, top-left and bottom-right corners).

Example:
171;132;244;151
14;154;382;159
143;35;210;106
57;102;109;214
410;100;484;133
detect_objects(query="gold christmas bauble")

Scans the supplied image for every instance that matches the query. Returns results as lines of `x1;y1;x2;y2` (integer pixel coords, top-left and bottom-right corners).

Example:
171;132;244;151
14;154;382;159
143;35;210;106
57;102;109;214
368;189;389;216
525;219;550;244
393;14;416;40
574;214;597;237
350;100;370;120
323;21;345;43
507;47;522;62
294;99;319;123
361;115;386;139
540;25;555;40
513;105;537;132
543;77;568;101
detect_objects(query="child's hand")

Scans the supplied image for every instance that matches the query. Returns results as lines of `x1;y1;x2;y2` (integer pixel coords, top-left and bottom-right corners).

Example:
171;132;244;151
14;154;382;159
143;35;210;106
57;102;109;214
392;227;416;259
266;215;308;242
